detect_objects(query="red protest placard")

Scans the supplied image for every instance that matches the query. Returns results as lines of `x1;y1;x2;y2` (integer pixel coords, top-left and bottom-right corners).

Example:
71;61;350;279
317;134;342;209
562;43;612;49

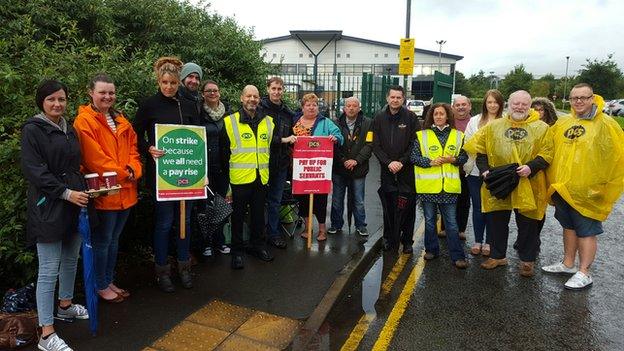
292;136;334;194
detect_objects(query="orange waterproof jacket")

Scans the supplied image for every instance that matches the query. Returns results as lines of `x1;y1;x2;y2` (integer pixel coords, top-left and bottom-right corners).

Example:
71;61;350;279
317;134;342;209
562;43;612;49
74;104;143;210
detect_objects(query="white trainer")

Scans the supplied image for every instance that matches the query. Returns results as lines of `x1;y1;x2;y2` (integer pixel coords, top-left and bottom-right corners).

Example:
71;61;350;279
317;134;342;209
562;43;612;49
564;271;593;290
38;333;73;351
56;303;89;320
541;261;577;274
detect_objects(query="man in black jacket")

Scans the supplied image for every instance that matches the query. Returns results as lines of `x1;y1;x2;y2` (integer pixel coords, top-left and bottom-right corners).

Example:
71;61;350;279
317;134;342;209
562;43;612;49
328;97;373;236
259;77;296;249
178;62;203;115
372;86;420;253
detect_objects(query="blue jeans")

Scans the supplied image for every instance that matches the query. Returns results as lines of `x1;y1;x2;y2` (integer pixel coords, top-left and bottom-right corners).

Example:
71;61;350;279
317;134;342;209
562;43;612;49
266;168;288;238
153;201;192;265
466;175;490;244
330;173;367;230
422;201;465;262
36;234;82;326
93;209;130;290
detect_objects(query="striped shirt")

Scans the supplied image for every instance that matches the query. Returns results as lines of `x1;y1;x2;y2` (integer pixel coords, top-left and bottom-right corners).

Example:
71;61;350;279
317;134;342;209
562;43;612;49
105;112;116;133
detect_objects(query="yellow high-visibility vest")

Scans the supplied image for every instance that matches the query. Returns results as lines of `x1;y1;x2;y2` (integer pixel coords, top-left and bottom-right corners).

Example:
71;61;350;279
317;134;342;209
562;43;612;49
414;128;463;194
223;111;274;185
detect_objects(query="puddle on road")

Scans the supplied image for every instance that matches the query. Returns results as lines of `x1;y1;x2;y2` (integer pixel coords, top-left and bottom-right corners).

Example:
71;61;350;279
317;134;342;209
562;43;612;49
361;254;383;317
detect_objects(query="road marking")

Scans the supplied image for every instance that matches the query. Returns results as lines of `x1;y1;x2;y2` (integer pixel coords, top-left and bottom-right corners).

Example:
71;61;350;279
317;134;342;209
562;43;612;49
340;220;424;351
372;251;425;351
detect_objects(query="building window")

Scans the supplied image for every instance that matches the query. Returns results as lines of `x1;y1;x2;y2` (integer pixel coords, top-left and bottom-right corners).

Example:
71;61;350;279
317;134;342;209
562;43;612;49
384;53;388;58
299;53;303;58
337;53;341;58
308;53;313;58
272;53;277;58
346;53;350;58
374;53;379;58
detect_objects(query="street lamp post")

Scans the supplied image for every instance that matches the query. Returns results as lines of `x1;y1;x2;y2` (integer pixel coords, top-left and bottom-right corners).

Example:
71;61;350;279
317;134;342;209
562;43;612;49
436;40;446;73
562;56;570;109
489;71;495;89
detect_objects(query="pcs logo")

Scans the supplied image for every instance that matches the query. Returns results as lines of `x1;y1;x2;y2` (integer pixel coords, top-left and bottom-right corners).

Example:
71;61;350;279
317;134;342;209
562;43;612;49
308;140;320;148
448;145;457;152
177;178;189;186
259;133;268;141
429;145;440;152
241;132;253;140
564;125;586;139
505;128;528;140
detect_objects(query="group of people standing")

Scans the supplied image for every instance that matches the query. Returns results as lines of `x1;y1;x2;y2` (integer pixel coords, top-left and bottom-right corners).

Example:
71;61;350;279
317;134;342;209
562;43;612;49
376;84;623;294
19;52;624;350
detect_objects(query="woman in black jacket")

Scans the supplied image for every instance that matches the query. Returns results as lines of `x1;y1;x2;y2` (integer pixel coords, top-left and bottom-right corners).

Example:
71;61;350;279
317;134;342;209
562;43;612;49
21;80;90;351
134;57;200;293
198;79;232;257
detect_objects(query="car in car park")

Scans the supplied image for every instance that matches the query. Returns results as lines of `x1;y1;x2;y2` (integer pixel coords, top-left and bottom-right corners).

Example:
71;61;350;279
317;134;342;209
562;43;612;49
318;99;330;117
406;99;425;117
606;99;624;115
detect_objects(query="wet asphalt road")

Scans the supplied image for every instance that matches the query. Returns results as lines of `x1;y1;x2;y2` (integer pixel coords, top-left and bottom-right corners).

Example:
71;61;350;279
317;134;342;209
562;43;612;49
327;198;624;351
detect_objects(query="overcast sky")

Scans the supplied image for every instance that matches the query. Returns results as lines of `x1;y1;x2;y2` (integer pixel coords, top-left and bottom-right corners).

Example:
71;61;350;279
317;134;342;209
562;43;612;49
201;0;622;78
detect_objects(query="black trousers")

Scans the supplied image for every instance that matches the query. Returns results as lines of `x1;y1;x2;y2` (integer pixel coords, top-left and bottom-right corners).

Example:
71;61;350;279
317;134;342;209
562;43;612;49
296;194;328;224
231;178;267;254
380;191;416;248
489;210;541;261
456;176;471;232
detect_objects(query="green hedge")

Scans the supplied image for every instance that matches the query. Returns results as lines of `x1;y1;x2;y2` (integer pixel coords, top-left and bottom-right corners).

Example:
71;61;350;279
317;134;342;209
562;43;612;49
0;0;272;290
613;116;624;130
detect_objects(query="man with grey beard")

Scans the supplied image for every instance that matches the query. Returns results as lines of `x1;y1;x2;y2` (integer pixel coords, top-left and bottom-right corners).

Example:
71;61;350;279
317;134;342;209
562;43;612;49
464;90;553;278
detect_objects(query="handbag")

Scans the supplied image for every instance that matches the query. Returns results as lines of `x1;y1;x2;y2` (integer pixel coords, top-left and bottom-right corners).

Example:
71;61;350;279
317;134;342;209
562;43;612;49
196;186;233;241
0;311;38;349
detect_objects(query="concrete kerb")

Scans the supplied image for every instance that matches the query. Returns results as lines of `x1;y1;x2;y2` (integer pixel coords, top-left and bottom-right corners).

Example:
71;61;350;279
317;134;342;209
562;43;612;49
290;226;384;350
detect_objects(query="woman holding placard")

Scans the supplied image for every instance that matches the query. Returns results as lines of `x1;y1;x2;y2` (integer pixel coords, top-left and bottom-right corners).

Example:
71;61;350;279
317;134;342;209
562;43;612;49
293;93;343;241
74;73;142;302
135;57;200;293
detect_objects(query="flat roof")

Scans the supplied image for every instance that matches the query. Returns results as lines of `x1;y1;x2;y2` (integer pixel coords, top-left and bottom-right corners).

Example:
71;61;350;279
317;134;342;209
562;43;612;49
261;31;463;61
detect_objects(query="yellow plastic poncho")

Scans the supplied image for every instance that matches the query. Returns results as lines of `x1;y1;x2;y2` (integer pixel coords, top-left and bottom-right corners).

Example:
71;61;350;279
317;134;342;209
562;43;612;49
464;110;553;220
546;95;624;221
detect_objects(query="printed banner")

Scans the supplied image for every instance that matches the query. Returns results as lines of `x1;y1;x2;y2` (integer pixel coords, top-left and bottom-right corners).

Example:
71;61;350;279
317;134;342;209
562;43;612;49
292;136;334;194
155;124;207;201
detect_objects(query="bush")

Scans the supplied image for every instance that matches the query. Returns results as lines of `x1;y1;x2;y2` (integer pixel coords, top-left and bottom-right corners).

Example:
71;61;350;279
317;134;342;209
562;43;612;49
0;0;271;289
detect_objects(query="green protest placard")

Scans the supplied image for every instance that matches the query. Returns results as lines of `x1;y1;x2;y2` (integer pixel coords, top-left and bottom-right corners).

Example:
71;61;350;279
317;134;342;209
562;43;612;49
155;124;207;201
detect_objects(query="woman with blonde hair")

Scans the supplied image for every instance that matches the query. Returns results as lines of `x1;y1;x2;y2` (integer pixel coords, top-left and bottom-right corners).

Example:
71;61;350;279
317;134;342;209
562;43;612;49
463;89;504;256
293;93;343;241
135;57;200;292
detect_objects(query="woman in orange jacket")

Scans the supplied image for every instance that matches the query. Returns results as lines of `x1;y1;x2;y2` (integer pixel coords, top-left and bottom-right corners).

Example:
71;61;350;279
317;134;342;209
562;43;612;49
73;73;142;303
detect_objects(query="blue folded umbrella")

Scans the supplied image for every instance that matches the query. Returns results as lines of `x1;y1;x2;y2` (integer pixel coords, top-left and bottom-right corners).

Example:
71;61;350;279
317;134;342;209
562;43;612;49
78;207;98;335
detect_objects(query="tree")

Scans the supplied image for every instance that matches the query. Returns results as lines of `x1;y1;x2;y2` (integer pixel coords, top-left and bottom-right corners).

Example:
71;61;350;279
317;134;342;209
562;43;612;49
453;71;470;96
576;55;624;99
467;70;490;98
0;0;271;289
499;64;533;97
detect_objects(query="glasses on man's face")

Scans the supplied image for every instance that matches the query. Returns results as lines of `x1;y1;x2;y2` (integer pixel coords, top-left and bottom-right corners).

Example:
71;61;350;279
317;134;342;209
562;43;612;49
569;95;593;102
203;89;219;94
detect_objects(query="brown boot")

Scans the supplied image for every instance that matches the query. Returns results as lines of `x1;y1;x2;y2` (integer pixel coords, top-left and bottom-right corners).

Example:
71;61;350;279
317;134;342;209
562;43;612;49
519;261;535;277
480;258;508;270
177;260;193;289
155;264;174;293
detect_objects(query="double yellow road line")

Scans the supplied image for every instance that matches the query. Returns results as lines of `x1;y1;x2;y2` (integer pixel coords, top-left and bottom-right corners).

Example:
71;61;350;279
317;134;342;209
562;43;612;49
341;221;426;351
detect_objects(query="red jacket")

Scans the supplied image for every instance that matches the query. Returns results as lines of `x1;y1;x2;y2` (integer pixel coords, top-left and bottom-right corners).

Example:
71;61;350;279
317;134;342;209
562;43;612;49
74;104;142;210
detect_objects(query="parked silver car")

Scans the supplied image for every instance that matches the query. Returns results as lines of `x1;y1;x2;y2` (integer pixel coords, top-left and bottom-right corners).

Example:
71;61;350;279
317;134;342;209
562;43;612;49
406;100;425;117
606;99;624;115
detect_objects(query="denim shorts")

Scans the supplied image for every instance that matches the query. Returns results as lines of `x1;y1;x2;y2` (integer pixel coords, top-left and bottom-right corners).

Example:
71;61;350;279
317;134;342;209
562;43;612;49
552;192;603;237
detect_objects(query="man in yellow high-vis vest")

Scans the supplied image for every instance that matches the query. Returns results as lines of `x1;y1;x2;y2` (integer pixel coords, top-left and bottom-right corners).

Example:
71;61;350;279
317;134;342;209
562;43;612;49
219;85;276;269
